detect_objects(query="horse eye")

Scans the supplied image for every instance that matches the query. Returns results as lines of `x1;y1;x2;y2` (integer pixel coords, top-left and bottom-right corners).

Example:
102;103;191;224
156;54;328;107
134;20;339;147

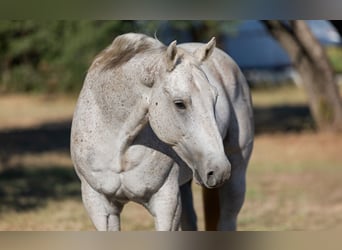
174;100;186;110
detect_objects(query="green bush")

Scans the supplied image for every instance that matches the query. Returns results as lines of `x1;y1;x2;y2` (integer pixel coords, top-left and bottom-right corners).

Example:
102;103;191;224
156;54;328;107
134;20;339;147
0;21;138;93
0;20;237;94
326;45;342;74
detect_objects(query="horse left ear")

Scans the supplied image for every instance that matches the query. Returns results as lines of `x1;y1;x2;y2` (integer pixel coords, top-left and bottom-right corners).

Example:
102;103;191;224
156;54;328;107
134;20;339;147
165;40;179;71
194;37;216;62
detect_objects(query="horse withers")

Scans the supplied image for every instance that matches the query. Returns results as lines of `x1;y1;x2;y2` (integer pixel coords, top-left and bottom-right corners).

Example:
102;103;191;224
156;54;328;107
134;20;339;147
70;33;254;231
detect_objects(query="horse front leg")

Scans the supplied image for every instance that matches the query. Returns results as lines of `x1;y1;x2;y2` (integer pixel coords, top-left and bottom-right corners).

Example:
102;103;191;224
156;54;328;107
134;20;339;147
146;166;181;231
217;166;246;230
218;144;253;230
81;179;123;231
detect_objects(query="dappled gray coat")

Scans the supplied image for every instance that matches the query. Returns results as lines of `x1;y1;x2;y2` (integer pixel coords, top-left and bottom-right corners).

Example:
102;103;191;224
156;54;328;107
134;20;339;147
70;33;254;231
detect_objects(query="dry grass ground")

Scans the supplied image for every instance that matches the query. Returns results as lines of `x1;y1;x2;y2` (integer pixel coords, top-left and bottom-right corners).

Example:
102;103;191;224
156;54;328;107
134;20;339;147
241;132;342;230
0;94;76;130
0;86;341;230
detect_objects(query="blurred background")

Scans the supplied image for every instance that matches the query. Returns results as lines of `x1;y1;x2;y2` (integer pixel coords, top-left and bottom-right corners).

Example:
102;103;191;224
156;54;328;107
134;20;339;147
0;20;341;230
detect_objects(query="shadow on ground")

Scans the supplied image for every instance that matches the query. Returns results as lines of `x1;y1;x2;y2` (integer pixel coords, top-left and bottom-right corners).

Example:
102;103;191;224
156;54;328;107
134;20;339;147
254;105;314;134
0;105;314;159
0;120;80;213
0;120;71;156
0;166;80;212
0;104;314;212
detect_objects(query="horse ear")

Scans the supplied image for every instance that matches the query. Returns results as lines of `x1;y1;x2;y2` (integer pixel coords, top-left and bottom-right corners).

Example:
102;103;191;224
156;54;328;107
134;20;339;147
194;37;216;62
165;40;178;71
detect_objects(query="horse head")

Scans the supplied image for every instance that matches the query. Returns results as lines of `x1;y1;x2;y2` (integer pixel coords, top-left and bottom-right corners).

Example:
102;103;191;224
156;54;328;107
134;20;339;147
148;38;231;188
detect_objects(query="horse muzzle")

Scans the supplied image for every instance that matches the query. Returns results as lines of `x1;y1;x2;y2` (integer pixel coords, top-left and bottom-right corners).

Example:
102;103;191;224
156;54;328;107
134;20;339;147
203;158;231;188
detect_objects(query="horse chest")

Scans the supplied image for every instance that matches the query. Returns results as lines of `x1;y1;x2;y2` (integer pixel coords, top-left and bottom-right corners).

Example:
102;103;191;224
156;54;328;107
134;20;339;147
114;146;174;202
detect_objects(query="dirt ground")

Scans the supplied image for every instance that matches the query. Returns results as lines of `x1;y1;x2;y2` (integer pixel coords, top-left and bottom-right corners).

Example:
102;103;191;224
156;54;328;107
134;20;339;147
241;132;342;230
0;87;341;230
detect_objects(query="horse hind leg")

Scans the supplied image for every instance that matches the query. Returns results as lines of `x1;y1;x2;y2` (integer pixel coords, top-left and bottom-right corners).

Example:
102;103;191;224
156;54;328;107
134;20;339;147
202;187;220;230
180;180;198;231
81;180;123;231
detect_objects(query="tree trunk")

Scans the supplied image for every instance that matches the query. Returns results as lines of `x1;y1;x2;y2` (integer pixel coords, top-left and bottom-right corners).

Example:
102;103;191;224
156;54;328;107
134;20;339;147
330;20;342;37
263;20;342;132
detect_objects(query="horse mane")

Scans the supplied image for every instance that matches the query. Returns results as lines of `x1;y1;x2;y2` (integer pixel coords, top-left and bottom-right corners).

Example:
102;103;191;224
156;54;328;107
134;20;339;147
90;33;165;71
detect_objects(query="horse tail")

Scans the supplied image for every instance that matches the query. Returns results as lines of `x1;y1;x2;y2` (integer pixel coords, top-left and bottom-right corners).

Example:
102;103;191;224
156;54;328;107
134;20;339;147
202;187;220;230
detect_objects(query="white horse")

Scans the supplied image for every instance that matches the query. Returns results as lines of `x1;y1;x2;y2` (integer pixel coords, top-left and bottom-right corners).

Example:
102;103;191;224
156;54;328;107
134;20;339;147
70;33;254;231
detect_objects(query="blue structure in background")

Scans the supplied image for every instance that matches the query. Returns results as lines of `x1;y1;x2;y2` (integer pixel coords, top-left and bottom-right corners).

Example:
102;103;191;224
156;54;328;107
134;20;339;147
156;20;341;85
223;20;341;85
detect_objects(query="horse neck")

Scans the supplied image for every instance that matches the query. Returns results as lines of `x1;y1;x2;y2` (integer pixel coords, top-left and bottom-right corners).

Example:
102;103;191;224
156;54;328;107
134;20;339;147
113;53;163;145
83;53;163;172
90;52;161;122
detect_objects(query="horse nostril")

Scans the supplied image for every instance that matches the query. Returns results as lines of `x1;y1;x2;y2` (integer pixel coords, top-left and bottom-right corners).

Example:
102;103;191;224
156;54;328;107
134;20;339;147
206;171;217;188
207;171;214;177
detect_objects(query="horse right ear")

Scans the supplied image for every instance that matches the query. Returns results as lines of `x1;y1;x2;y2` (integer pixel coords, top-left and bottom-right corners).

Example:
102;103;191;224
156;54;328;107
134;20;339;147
165;40;178;71
194;37;216;62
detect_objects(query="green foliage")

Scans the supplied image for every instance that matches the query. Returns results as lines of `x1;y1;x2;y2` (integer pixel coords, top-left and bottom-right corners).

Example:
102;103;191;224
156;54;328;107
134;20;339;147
0;21;137;93
0;20;238;93
132;21;239;43
326;45;342;73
